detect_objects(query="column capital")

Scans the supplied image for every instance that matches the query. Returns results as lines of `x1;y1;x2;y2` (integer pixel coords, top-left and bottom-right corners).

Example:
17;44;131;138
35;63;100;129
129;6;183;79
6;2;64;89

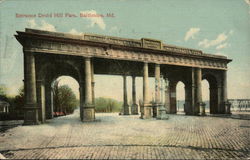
84;57;91;61
193;66;201;69
131;74;136;78
23;50;33;54
155;63;160;67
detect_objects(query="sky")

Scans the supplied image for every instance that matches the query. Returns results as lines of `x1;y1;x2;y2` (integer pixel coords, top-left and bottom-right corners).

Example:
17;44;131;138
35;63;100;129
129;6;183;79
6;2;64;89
0;0;249;102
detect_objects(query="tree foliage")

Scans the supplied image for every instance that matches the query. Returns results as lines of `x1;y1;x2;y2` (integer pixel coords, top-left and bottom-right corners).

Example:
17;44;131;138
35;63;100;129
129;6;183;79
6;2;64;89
53;83;79;114
12;86;25;110
95;97;122;112
0;85;8;101
0;86;24;120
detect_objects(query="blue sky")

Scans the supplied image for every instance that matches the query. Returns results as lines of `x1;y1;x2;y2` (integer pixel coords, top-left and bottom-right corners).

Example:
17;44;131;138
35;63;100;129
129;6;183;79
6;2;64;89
0;0;249;101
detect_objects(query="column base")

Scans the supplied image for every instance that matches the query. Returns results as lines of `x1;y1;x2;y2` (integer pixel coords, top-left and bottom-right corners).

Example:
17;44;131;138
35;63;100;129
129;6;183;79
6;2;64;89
123;104;130;115
200;102;206;116
23;105;40;125
131;104;139;115
218;102;227;114
141;103;152;119
152;103;157;118
193;102;201;116
82;104;95;122
225;101;232;114
156;104;169;120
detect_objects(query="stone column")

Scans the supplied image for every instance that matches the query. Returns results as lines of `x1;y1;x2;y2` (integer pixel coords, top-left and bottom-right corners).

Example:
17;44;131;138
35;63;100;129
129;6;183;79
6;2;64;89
123;75;130;115
164;78;171;113
153;64;161;117
131;75;138;115
191;68;195;114
169;81;177;114
36;80;45;123
221;70;228;113
91;60;95;104
184;84;193;115
142;62;151;119
155;64;161;103
79;81;85;120
45;83;53;119
210;86;219;114
23;51;39;125
194;67;202;115
83;58;95;121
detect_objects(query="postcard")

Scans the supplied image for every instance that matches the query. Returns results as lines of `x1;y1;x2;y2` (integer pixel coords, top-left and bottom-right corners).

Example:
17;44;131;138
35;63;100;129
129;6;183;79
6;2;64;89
0;0;249;159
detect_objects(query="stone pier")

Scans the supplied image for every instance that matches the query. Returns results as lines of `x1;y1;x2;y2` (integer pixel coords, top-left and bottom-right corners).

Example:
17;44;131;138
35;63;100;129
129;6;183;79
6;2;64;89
142;62;151;119
83;58;95;121
131;75;139;115
123;75;130;115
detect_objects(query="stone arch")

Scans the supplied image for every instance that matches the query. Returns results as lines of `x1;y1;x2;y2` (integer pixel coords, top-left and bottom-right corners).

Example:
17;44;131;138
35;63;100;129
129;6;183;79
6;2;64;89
169;78;188;114
51;76;80;116
202;73;219;114
37;59;82;83
35;58;84;122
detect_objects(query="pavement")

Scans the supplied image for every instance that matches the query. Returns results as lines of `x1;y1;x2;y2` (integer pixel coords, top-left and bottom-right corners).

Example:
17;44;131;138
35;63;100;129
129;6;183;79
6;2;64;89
0;109;249;159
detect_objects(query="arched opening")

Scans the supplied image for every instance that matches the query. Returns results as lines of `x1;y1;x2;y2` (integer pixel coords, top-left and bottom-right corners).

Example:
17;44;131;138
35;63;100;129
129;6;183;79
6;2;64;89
202;80;210;113
51;76;80;118
36;57;82;123
176;81;185;114
202;74;219;114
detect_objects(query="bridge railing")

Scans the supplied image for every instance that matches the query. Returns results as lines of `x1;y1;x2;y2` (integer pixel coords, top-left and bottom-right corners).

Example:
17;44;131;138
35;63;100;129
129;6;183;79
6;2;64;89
228;99;250;112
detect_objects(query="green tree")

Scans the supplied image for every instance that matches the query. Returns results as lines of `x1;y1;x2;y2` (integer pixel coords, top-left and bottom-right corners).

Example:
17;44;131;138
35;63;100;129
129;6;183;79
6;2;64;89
95;97;122;112
53;84;79;114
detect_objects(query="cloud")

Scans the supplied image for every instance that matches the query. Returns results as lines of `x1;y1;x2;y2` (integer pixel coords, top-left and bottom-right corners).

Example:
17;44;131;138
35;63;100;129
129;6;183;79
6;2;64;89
27;19;56;32
198;33;228;48
245;0;250;5
216;43;229;50
27;19;36;28
184;28;200;41
68;28;83;35
80;10;106;30
40;20;56;31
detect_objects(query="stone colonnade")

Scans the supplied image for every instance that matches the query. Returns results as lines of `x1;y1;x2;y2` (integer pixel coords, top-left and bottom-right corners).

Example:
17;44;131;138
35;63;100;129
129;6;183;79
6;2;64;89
23;52;229;124
120;62;228;118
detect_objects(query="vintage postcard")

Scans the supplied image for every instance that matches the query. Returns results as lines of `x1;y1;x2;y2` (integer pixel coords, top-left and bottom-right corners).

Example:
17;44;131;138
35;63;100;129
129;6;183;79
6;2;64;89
0;0;249;159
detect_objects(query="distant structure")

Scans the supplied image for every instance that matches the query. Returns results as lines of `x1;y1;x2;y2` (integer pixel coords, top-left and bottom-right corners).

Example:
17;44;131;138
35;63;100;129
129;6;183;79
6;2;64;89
15;28;232;125
228;99;250;112
0;100;9;113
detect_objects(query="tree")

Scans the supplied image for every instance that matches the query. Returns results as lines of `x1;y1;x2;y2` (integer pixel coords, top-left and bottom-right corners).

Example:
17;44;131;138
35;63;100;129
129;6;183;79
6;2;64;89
95;97;122;112
53;83;78;114
0;84;8;102
13;86;25;110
